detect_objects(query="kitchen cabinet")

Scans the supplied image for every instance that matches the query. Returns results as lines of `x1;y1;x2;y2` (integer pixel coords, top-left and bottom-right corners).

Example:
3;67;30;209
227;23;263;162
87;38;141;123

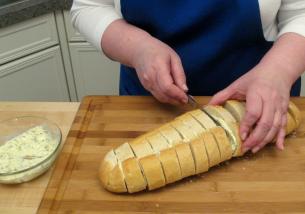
63;10;85;42
63;11;120;100
69;42;119;99
0;46;70;101
0;10;119;102
0;13;58;65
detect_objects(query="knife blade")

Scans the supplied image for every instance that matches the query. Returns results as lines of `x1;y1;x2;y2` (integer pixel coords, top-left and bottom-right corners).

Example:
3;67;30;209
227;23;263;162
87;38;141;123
187;94;200;109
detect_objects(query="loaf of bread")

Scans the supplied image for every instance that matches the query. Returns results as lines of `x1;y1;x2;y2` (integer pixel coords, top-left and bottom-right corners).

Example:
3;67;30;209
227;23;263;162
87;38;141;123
99;100;301;193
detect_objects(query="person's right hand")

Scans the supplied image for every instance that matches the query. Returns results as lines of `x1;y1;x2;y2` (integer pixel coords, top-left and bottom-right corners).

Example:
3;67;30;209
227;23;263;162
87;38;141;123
130;35;188;105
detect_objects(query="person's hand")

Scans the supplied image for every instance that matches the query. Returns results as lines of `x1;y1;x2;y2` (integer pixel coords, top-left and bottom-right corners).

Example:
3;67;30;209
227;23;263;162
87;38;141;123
209;63;293;153
130;35;188;105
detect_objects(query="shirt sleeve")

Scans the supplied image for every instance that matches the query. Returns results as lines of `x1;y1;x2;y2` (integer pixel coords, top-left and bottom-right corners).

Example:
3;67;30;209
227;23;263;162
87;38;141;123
70;0;122;51
277;0;305;38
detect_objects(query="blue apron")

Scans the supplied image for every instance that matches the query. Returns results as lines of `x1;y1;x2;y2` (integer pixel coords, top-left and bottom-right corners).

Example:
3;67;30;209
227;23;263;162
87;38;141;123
119;0;301;96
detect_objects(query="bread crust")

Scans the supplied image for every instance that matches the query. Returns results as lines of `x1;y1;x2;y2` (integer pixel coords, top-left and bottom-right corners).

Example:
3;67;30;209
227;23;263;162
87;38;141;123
175;143;196;178
170;120;197;142
115;142;135;162
190;138;209;174
159;148;182;184
122;158;147;193
286;112;297;135
129;137;154;158
99;150;127;193
210;127;233;161
189;109;217;129
226;122;243;157
146;132;169;152
158;124;183;146
139;154;166;190
288;101;301;127
204;105;236;123
201;132;221;167
224;100;246;122
176;114;206;135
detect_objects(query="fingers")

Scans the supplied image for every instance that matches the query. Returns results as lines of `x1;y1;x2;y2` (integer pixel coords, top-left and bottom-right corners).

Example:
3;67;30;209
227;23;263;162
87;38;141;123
208;86;235;105
137;54;188;105
251;110;281;153
156;64;188;104
276;101;288;150
276;113;287;150
240;92;263;144
243;99;275;152
170;54;188;92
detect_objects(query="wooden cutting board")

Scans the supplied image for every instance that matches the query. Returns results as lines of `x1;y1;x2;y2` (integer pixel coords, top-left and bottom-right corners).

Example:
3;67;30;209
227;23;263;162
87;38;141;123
38;96;305;213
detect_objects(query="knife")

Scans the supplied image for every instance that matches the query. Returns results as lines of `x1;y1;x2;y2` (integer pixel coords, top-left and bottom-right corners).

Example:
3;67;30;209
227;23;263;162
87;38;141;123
187;94;201;109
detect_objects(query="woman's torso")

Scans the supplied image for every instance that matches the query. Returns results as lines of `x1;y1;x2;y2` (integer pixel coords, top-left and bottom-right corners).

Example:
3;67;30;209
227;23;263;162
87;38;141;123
117;0;301;96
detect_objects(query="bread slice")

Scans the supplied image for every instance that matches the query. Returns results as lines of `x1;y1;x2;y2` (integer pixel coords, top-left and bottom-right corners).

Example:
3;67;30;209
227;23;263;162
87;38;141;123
139;154;166;190
129;137;154;158
115;142;135;162
204;105;237;123
203;108;242;157
146;132;170;152
201;132;221;167
286;112;297;135
158;124;183;146
170;119;197;142
114;143;148;193
146;131;181;184
189;109;217;129
210;127;232;162
224;100;246;122
99;150;127;193
175;143;196;178
190;138;209;174
176;114;206;136
190;109;232;162
288;101;301;127
122;158;147;193
175;115;209;173
159;148;182;184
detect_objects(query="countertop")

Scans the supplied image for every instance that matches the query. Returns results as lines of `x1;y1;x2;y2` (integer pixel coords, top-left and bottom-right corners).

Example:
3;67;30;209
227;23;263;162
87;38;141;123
0;102;80;214
0;0;72;28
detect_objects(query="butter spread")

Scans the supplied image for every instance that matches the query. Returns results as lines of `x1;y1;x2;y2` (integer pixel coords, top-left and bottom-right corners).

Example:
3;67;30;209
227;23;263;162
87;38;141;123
0;125;58;174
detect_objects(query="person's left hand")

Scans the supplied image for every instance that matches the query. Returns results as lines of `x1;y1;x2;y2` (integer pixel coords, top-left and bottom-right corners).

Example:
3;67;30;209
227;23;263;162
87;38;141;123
208;62;294;153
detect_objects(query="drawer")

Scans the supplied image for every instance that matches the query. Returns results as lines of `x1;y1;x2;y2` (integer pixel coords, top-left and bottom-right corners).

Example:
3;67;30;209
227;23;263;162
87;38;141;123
0;13;58;65
0;46;70;101
64;10;86;42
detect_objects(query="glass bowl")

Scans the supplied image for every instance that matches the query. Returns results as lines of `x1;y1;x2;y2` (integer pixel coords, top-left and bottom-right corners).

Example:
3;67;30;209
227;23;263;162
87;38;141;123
0;116;62;184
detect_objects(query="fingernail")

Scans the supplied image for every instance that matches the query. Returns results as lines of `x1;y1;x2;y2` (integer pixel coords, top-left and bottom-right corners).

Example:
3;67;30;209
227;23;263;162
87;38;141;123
241;132;247;141
182;84;188;92
252;146;260;153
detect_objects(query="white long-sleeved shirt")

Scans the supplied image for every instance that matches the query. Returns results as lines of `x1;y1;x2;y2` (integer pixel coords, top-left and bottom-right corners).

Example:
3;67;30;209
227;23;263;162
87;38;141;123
70;0;305;52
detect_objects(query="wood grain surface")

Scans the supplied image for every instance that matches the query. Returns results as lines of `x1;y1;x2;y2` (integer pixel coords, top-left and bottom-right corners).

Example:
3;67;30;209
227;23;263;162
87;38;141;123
0;102;79;214
38;96;305;213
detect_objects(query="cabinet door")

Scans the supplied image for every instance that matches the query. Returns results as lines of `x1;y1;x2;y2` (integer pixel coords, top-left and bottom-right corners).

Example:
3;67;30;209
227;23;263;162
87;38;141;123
0;46;70;101
63;10;85;42
0;13;58;65
69;43;120;100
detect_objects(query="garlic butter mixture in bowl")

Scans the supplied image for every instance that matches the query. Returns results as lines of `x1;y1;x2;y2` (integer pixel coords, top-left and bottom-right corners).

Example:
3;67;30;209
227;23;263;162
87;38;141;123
0;117;61;184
